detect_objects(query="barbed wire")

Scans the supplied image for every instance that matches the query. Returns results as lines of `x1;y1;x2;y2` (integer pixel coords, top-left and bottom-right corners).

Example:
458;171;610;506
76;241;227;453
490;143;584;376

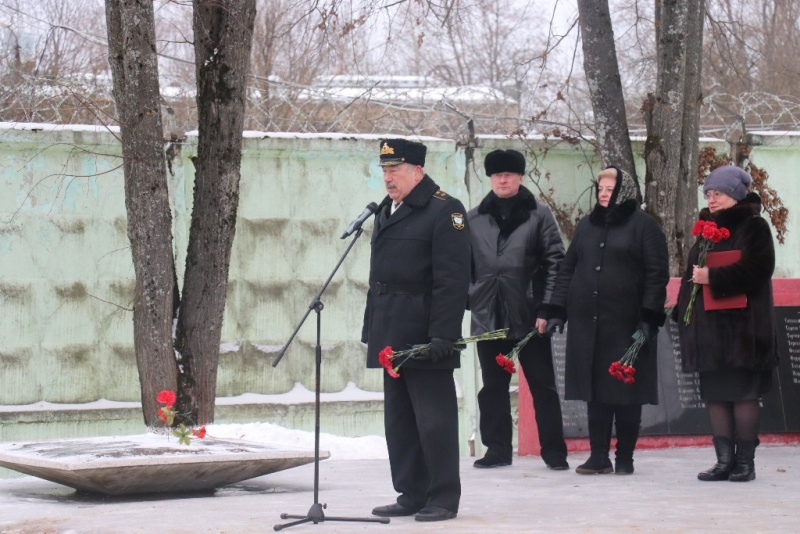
700;92;800;140
3;72;800;148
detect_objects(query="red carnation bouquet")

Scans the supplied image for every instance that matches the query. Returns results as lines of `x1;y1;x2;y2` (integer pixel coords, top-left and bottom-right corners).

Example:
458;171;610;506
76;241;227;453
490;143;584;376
608;329;646;384
683;220;730;325
495;329;539;375
379;329;508;378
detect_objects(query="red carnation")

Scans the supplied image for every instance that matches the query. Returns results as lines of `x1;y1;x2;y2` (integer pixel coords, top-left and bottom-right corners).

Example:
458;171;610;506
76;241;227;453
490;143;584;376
191;426;207;439
378;346;401;378
379;347;394;369
495;353;517;374
157;390;177;407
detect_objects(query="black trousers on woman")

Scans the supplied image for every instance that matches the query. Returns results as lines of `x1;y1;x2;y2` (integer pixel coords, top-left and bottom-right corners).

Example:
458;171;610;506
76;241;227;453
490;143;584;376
586;401;642;462
477;337;568;465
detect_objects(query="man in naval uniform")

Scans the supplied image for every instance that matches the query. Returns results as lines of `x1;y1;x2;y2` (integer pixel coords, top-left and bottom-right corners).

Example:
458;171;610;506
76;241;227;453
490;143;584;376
362;138;470;522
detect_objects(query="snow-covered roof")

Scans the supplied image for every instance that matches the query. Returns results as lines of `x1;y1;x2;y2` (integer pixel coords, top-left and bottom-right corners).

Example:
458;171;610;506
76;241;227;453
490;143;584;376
297;82;516;105
0;121;119;133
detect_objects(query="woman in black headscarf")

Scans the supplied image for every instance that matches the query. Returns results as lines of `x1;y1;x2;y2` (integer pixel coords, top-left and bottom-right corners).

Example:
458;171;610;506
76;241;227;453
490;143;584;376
549;166;669;475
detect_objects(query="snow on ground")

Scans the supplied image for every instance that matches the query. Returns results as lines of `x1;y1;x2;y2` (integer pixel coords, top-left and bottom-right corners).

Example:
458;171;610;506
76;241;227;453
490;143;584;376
206;422;388;460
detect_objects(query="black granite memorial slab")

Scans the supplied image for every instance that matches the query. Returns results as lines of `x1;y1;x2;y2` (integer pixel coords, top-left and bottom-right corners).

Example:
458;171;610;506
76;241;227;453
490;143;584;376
550;307;800;438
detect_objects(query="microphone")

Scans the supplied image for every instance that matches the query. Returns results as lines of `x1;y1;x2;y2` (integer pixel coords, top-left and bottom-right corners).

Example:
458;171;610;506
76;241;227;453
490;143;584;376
340;202;379;239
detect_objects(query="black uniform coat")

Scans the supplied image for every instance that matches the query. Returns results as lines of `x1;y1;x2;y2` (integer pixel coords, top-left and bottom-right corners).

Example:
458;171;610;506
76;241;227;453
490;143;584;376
675;194;778;374
551;199;669;405
362;175;471;368
360;174;469;512
468;185;565;339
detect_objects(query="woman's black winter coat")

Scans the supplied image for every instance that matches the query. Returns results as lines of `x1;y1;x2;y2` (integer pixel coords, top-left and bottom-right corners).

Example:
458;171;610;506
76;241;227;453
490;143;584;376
675;193;778;373
551;200;669;405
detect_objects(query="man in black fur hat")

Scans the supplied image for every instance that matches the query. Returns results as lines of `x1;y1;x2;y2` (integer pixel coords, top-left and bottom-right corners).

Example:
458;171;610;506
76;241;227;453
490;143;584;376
467;149;569;470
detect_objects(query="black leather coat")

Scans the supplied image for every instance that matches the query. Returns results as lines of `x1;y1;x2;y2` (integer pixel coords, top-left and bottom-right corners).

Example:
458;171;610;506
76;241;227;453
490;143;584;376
467;186;565;340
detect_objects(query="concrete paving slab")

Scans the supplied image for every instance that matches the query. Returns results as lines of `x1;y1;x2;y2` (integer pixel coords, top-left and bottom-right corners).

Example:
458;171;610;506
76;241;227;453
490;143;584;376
0;444;797;533
0;435;324;495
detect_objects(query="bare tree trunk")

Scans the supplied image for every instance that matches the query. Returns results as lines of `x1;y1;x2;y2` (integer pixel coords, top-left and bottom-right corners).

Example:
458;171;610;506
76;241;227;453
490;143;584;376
576;0;637;181
674;0;704;275
175;0;257;424
105;0;178;425
644;0;690;275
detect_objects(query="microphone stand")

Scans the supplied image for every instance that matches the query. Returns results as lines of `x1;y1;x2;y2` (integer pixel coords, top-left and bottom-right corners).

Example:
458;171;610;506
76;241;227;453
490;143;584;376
272;225;389;531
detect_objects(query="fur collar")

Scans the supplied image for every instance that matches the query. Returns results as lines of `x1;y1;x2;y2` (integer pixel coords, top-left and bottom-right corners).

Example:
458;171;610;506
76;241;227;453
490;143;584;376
477;185;538;237
699;192;762;229
589;198;638;227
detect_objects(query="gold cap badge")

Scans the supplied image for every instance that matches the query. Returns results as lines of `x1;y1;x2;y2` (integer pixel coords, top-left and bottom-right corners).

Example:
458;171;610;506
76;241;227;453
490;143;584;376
380;142;395;156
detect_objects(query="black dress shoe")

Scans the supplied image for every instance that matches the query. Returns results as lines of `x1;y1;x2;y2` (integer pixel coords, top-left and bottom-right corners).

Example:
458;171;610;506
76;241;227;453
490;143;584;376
371;503;421;517
415;506;457;522
473;454;512;468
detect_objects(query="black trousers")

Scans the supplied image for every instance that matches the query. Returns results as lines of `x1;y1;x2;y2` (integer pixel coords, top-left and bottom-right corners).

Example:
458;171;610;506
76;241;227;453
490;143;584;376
586;401;642;460
383;367;461;513
477;337;567;463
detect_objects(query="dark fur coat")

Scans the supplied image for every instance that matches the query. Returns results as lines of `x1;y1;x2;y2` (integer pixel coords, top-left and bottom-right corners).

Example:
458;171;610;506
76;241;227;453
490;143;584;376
675;193;778;373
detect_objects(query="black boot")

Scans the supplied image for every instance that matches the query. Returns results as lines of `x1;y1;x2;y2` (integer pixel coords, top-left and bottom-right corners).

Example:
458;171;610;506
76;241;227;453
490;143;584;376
576;403;613;475
728;439;756;482
697;436;735;481
614;406;641;475
575;454;613;474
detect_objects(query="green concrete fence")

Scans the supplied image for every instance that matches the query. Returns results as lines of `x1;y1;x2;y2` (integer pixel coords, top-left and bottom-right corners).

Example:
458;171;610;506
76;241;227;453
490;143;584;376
1;124;797;468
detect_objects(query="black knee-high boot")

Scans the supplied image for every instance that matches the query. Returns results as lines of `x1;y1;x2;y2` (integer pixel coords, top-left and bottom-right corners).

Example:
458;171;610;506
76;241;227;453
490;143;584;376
697;436;736;481
728;439;756;482
576;402;613;475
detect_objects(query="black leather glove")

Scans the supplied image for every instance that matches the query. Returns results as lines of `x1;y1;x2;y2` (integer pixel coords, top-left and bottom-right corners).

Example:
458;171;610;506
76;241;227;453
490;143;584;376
428;338;455;363
546;318;564;335
638;321;659;343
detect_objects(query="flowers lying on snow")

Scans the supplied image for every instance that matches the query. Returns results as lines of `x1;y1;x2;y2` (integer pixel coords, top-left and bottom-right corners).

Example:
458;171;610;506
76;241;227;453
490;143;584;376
156;390;206;445
379;329;508;377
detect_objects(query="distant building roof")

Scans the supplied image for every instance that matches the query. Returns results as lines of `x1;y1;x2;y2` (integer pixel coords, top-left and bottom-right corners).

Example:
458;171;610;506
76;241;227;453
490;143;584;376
303;75;518;105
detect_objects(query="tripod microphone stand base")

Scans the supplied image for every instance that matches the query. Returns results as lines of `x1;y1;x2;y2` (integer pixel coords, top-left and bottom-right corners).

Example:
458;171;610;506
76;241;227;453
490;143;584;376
274;503;390;531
